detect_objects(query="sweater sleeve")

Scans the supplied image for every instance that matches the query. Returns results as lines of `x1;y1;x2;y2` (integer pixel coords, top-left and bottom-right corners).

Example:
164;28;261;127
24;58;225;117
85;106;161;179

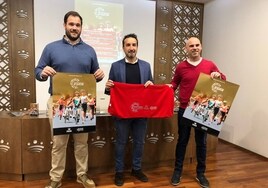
171;63;181;91
35;45;50;81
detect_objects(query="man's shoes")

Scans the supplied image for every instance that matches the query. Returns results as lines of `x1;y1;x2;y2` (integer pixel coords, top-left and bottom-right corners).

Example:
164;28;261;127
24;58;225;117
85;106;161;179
77;174;96;188
45;180;62;188
114;172;124;186
196;174;210;188
131;169;148;182
171;171;181;186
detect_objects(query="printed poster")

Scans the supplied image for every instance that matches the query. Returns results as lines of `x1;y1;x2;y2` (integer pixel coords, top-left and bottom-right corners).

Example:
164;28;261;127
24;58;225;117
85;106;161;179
52;73;96;135
76;0;124;63
183;73;239;136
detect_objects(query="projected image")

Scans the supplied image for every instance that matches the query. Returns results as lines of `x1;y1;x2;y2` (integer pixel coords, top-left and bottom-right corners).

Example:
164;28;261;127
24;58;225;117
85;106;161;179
76;0;124;63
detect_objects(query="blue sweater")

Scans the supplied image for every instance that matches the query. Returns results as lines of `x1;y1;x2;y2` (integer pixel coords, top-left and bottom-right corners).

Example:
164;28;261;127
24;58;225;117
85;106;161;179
35;38;100;94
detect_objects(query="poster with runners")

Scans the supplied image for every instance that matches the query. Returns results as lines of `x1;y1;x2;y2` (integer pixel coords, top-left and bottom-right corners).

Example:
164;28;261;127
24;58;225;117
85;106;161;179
52;72;96;135
183;73;239;136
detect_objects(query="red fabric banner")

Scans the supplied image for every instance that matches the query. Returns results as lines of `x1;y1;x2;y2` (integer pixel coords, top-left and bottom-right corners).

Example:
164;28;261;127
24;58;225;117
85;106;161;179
108;82;174;118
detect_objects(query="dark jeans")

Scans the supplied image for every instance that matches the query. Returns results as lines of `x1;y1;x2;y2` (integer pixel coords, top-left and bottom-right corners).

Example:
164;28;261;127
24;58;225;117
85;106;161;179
114;118;147;172
174;108;207;175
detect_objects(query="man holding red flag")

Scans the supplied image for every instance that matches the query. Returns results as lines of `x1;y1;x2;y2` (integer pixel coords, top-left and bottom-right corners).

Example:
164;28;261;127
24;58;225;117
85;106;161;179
105;33;153;186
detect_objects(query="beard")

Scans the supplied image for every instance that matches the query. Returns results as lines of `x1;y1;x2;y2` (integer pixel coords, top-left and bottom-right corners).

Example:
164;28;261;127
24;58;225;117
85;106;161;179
65;30;81;41
126;50;136;59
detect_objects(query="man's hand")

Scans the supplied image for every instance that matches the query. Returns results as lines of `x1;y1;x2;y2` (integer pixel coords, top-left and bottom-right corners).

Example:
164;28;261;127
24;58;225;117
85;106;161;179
210;71;221;79
41;66;56;79
94;68;105;80
144;80;153;87
105;79;114;91
166;84;173;88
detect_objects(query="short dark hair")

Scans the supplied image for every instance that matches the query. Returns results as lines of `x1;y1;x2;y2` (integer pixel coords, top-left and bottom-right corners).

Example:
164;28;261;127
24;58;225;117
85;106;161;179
64;11;83;26
122;33;138;47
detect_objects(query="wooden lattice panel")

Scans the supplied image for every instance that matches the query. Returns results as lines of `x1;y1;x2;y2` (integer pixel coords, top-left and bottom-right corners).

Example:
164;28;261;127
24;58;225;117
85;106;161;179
154;1;203;103
172;3;203;76
0;0;11;111
0;0;35;111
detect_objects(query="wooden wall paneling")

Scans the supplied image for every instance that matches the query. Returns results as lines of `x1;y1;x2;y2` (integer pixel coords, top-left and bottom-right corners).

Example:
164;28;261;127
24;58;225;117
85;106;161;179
21;115;51;180
154;0;173;84
87;116;116;173
144;116;177;165
0;112;218;181
0;0;11;111
154;0;204;101
7;0;35;111
0;112;22;181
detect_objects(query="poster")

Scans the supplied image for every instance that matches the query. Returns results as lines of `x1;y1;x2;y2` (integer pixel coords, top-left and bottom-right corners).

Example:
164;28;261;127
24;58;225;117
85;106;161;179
183;73;239;136
77;0;124;63
52;73;96;135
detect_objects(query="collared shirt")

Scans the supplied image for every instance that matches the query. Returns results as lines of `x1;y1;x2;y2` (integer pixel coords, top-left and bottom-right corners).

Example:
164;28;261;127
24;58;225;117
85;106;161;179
125;57;138;64
63;35;81;45
187;57;202;66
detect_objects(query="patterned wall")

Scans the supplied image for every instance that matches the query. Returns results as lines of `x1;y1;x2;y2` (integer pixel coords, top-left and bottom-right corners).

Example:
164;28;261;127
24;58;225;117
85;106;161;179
0;0;10;111
154;0;204;103
0;0;35;111
172;3;203;75
0;0;202;111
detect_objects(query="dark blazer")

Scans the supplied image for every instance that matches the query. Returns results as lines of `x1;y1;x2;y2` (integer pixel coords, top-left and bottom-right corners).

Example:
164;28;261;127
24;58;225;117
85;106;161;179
105;58;153;95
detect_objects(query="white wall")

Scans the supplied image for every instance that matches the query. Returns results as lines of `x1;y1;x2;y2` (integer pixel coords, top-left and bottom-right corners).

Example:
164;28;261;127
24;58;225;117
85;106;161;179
34;0;268;157
34;0;74;110
34;0;155;112
202;0;268;157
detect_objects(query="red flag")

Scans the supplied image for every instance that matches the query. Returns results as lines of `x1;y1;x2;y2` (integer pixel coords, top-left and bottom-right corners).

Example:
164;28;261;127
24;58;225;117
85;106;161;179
108;82;174;118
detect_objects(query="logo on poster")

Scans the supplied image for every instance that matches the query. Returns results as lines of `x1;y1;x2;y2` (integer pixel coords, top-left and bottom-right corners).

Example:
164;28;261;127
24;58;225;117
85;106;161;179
70;78;84;89
211;83;224;93
192;122;197;127
77;128;84;132
201;126;208;131
66;128;72;133
94;7;109;20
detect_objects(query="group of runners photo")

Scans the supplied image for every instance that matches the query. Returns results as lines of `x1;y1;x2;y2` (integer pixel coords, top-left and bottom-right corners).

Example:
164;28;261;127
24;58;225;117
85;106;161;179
189;93;230;126
53;89;96;125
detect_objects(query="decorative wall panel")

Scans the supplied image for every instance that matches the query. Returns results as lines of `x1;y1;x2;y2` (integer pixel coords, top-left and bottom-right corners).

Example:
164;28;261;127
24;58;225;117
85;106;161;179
172;2;203;76
0;0;35;111
0;0;10;111
154;0;203;102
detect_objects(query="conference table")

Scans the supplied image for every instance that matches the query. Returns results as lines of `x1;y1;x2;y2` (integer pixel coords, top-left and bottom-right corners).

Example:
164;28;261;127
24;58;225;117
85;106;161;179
0;111;217;181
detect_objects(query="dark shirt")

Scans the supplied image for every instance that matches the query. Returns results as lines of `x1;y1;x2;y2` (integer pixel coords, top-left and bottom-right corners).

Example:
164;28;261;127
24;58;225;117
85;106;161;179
125;62;141;84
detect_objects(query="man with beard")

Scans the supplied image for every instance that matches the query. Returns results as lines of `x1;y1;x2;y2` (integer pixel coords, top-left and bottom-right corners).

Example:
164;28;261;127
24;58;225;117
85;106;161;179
169;37;226;188
35;11;104;188
105;33;153;186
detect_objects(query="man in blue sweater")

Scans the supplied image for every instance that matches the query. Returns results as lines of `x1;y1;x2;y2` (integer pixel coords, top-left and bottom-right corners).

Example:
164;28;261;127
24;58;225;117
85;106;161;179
35;11;104;188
